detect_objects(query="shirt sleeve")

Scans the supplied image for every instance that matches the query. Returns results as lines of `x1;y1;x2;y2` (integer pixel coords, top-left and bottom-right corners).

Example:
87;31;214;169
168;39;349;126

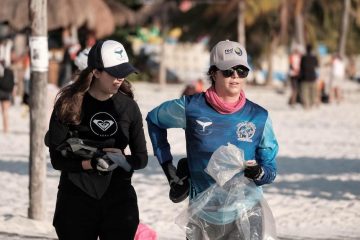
47;111;84;172
254;116;279;186
125;102;148;170
146;97;186;164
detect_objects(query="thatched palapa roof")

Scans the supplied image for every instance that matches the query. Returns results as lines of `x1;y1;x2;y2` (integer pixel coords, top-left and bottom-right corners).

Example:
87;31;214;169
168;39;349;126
0;0;115;38
104;0;137;27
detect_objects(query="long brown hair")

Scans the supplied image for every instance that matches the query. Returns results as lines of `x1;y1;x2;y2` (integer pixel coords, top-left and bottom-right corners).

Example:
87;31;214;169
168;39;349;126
54;68;134;125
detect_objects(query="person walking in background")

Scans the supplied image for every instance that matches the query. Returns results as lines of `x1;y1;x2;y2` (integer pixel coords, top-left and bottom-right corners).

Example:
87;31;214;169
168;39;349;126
194;78;204;93
45;40;148;240
0;60;14;133
288;46;302;106
181;78;204;96
0;37;15;133
329;53;345;104
58;28;81;87
147;40;278;239
22;53;31;106
299;44;319;109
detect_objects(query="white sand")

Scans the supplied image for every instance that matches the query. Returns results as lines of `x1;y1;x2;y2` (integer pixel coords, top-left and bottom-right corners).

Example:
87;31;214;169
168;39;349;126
0;80;359;239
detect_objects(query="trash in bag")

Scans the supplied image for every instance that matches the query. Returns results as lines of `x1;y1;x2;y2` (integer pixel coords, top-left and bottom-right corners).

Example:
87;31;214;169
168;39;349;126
176;143;277;240
204;142;245;187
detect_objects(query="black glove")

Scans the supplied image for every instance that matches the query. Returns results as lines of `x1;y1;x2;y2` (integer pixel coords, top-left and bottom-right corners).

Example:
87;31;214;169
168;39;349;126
244;161;263;180
161;161;183;186
161;159;190;203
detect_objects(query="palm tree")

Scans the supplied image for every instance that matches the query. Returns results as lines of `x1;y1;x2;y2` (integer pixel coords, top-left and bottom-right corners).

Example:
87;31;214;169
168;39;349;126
237;0;246;46
279;0;289;45
294;0;305;48
339;0;351;58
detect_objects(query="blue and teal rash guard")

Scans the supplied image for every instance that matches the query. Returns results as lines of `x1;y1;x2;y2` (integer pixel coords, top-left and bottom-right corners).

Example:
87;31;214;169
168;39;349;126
146;93;278;199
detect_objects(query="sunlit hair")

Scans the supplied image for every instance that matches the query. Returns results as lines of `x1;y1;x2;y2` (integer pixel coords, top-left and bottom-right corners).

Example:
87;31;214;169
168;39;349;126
54;68;134;125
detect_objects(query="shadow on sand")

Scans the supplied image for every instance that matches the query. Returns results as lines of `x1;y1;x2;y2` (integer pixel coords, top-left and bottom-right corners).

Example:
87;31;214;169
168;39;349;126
1;155;359;201
265;156;360;201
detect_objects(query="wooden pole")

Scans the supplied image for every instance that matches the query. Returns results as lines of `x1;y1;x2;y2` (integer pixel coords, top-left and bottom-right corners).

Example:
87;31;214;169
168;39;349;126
28;0;48;220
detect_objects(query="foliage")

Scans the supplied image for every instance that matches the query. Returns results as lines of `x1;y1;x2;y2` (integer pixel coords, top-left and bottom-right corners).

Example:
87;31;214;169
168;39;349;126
111;0;143;10
114;0;360;68
172;0;282;64
107;26;153;82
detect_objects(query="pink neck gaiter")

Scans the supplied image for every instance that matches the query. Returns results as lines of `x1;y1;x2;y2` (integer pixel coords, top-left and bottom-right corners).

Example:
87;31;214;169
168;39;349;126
205;86;246;114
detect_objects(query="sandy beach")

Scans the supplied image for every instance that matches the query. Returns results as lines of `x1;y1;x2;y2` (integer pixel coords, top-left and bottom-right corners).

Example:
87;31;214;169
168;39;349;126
0;80;359;240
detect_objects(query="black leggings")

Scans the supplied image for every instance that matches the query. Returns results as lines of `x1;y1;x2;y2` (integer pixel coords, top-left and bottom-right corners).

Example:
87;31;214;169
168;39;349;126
53;184;139;240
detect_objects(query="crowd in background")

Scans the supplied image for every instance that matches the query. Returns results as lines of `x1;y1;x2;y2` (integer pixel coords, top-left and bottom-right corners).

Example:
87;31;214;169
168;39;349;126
0;31;358;134
287;43;349;109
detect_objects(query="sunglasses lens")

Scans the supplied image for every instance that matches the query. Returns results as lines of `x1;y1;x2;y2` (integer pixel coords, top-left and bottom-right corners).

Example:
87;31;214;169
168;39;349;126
220;67;249;78
221;69;234;78
235;68;249;78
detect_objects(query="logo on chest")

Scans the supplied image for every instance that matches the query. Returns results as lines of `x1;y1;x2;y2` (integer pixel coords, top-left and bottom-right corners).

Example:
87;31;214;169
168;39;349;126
90;112;118;136
236;121;256;142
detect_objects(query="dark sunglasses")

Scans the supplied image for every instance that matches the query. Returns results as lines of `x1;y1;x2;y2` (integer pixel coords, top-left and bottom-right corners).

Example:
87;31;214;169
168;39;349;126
219;66;249;78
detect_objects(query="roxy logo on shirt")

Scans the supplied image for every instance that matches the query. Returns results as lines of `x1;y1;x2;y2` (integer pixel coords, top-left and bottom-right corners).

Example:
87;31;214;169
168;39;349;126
90;112;118;137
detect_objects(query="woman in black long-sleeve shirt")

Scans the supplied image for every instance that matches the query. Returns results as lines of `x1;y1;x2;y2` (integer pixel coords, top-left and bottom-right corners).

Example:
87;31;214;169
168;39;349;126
46;40;148;240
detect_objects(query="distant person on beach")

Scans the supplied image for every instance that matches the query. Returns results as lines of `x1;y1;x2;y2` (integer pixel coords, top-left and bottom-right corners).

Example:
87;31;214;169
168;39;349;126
288;46;302;106
0;60;14;133
147;40;278;239
299;44;319;109
46;40;148;240
181;78;204;96
329;53;345;103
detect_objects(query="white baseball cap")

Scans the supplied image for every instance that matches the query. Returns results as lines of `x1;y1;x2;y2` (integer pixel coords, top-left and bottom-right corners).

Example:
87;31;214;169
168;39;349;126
87;40;137;78
210;40;250;70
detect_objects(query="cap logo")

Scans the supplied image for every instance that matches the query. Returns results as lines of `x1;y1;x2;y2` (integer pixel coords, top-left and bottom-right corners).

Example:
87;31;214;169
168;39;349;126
234;47;242;56
225;48;233;54
114;47;124;60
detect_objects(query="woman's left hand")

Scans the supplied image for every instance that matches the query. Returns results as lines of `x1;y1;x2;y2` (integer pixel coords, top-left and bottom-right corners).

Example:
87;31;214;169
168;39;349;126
244;160;263;180
103;148;131;172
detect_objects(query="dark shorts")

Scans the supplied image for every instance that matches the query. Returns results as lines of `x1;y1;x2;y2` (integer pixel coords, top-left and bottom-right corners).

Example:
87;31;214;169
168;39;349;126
0;89;11;101
290;76;299;89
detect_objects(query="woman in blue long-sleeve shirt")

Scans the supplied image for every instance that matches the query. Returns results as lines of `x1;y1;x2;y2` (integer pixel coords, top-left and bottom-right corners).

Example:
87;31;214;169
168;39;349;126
147;40;278;239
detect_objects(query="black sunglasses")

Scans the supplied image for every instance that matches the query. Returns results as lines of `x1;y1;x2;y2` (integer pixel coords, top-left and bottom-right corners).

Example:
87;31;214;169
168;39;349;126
219;66;249;78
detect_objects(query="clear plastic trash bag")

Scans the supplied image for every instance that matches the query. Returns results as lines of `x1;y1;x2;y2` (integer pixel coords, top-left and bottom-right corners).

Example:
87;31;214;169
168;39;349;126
205;142;245;187
175;143;277;240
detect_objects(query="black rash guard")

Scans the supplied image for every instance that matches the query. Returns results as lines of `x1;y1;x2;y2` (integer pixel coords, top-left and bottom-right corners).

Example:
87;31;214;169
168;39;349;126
48;91;148;198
